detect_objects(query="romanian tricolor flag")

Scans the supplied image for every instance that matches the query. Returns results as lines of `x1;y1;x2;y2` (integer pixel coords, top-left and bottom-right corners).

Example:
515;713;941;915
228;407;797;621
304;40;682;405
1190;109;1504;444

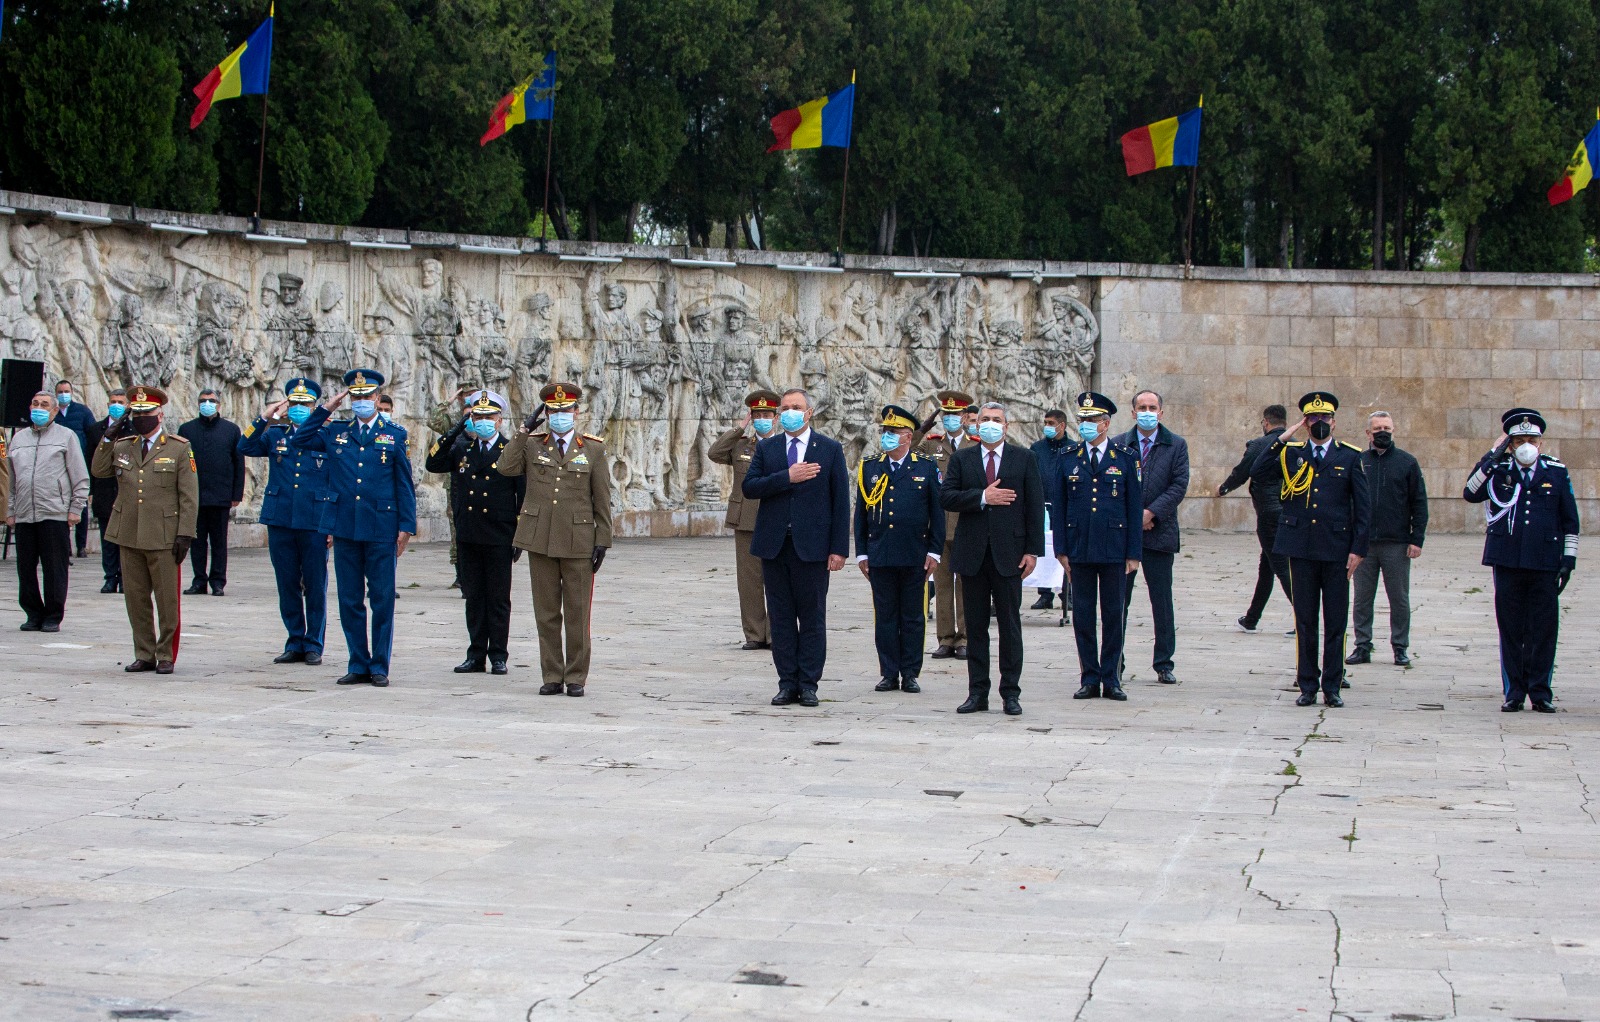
189;6;274;130
481;52;556;146
1120;98;1202;176
1548;113;1600;205
767;74;855;152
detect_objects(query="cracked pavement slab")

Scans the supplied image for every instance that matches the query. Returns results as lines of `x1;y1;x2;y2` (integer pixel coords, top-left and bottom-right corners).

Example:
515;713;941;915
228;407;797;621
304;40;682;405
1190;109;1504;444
0;533;1597;1020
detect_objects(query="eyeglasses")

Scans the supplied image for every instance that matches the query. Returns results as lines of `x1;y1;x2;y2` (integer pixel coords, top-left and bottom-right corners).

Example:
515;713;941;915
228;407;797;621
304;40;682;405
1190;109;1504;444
1306;414;1333;424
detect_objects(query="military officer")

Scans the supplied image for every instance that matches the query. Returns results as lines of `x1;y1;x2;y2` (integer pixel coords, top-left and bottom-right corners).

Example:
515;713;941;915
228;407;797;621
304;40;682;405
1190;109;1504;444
1054;392;1142;701
425;390;525;675
290;368;417;688
915;390;974;659
1253;391;1370;707
708;390;779;650
497;382;613;696
1463;408;1580;713
89;386;199;674
241;378;331;665
856;404;945;693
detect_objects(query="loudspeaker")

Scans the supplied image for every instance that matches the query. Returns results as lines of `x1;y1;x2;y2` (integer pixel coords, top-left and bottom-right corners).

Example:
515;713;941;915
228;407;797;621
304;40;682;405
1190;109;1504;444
0;359;44;429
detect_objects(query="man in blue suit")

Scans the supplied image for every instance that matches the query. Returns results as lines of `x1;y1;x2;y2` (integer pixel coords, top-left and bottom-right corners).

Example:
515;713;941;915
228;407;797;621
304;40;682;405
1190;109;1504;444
240;378;331;665
290;369;417;688
742;387;849;707
855;404;944;694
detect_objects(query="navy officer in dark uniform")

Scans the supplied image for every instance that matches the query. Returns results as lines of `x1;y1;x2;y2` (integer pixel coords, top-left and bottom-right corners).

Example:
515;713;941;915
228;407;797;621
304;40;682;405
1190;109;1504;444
425;389;525;676
1463;408;1580;713
240;377;331;665
1253;391;1370;707
855;403;945;694
1054;392;1143;701
290;368;417;688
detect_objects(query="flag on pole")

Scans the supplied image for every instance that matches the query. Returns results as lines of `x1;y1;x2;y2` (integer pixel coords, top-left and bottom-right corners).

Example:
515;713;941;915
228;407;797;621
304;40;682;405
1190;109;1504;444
1120;98;1202;176
189;5;274;130
481;52;556;146
767;74;855;152
1548;112;1600;205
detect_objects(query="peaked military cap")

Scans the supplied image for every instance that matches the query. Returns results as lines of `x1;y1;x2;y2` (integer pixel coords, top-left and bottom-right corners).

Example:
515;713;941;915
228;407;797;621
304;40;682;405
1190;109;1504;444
1075;391;1116;418
1502;407;1546;437
283;377;322;403
343;368;384;395
540;382;580;409
1299;391;1339;416
879;404;918;430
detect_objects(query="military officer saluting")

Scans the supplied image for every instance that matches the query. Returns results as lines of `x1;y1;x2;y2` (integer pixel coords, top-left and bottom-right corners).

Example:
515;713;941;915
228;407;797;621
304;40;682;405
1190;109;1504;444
497;382;613;696
708;390;780;651
241;377;332;665
90;386;199;674
1055;392;1142;701
1463;408;1580;713
290;368;417;688
425;389;525;676
915;390;975;660
856;404;945;693
1253;391;1370;707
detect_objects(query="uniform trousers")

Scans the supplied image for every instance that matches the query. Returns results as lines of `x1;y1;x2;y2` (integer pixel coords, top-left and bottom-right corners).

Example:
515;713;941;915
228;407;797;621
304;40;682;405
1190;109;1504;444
761;535;830;696
122;546;182;662
734;529;769;644
1351;540;1412;652
527;551;594;686
1493;566;1560;705
97;516;121;586
15;519;71;626
933;537;965;646
267;525;328;655
1242;510;1291;627
961;550;1024;698
333;537;397;675
189;505;231;586
870;564;926;683
1290;557;1349;696
1071;561;1126;689
1123;548;1176;672
460;540;513;661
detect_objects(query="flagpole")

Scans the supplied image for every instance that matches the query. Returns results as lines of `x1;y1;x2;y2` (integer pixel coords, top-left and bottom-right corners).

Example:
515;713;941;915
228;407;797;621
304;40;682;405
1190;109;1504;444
254;91;270;221
539;111;555;252
834;68;856;263
1183;162;1197;270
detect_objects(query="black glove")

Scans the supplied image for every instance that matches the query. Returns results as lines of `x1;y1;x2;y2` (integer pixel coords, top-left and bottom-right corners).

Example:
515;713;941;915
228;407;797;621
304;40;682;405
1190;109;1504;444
172;536;191;565
523;403;547;434
590;546;606;573
511;548;522;563
1559;555;1576;594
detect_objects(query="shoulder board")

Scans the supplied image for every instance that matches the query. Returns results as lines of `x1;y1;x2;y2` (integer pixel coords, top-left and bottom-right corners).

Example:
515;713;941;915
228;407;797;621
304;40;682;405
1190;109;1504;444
534;431;551;441
1541;456;1566;468
166;435;190;445
582;433;606;444
1284;440;1306;448
924;432;945;441
909;453;920;462
1338;441;1362;452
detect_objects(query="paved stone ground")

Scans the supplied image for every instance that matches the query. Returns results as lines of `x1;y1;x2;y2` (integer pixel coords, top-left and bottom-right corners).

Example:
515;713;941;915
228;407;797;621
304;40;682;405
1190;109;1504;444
0;532;1596;1022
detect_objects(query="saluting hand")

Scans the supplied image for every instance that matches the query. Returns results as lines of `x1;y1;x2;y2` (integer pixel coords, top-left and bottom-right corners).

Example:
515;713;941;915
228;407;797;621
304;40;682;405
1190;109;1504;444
324;388;350;411
1285;417;1308;438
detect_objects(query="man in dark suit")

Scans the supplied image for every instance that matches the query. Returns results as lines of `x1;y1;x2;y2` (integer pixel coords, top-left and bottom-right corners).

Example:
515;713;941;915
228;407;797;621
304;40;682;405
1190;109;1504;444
742;387;850;707
1113;389;1190;684
1253;391;1371;707
1217;404;1291;632
939;401;1045;716
85;389;127;593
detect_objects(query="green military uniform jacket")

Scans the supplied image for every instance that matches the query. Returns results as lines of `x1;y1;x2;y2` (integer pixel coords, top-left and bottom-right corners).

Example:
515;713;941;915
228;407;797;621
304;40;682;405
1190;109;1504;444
91;431;200;550
497;430;613;558
708;427;761;531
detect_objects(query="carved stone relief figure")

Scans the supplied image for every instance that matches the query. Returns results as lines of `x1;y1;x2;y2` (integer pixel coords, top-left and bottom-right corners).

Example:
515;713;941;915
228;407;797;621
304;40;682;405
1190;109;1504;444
468;298;512;394
191;281;250;397
313;282;356;394
362;313;412;409
513;292;555;410
45;278;98;386
0;264;49;361
265;272;315;385
101;293;176;388
583;270;638;434
375;257;459;407
617;305;673;509
1037;284;1098;399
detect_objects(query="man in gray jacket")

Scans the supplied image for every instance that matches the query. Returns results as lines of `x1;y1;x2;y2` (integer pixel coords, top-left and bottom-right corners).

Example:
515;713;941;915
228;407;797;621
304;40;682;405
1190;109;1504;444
1115;389;1191;684
7;391;90;631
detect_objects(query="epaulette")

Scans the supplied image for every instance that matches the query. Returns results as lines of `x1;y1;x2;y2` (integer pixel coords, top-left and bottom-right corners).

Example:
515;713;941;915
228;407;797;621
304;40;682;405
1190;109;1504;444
1338;440;1362;452
534;431;551;441
166;434;191;445
1283;440;1306;447
1541;456;1566;468
582;433;606;444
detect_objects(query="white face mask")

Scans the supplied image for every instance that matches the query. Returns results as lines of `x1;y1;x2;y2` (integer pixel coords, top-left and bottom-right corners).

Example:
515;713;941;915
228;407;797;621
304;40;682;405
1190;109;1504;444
1513;442;1539;467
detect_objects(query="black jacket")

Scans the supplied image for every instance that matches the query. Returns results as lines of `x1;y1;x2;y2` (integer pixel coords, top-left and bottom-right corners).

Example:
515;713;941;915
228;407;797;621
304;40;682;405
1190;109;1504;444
424;426;524;546
939;441;1046;577
1219;427;1286;516
85;415;120;522
177;415;246;507
1361;444;1428;546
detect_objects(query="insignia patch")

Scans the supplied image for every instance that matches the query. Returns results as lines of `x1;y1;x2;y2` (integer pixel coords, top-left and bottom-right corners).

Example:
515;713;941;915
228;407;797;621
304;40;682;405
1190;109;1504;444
189;452;197;472
571;454;589;465
1105;466;1123;476
374;433;395;445
335;433;350;444
155;457;175;464
243;424;255;438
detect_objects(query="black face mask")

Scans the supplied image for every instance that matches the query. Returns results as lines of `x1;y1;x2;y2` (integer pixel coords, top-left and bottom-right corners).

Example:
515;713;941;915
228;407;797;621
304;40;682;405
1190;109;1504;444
130;413;160;436
1309;421;1332;442
1371;431;1393;450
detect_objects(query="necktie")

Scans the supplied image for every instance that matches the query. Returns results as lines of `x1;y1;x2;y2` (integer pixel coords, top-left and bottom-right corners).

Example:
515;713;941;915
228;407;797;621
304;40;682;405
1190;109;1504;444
889;459;898;476
1522;468;1532;486
142;438;151;458
1141;437;1152;462
1091;448;1100;471
359;423;369;444
788;437;800;466
986;451;998;485
558;437;567;459
1314;445;1324;465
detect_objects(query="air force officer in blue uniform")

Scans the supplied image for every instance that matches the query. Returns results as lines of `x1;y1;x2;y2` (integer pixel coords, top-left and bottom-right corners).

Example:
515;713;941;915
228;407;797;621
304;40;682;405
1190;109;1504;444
742;387;849;707
855;404;944;694
290;369;417;688
1464;408;1580;713
240;377;331;665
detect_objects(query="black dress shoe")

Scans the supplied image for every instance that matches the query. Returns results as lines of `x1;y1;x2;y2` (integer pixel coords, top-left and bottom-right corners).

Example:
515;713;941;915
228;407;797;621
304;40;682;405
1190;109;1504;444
1072;685;1100;699
957;697;989;713
1104;686;1128;702
1157;670;1177;684
1324;693;1344;707
539;683;564;695
566;685;585;697
1501;700;1524;712
797;693;818;707
1532;700;1557;713
1029;594;1054;610
490;660;508;675
1344;647;1371;666
1002;697;1022;716
454;658;486;674
1236;616;1258;632
124;659;156;672
875;678;899;692
1295;692;1317;706
953;645;968;660
183;582;207;595
210;585;225;596
336;673;369;685
1341;678;1351;688
1393;648;1412;667
40;622;59;633
370;674;389;687
740;640;771;650
303;652;322;665
931;644;956;659
100;580;118;594
901;678;921;694
771;692;797;706
75;548;87;559
156;661;174;675
19;620;40;632
273;650;305;664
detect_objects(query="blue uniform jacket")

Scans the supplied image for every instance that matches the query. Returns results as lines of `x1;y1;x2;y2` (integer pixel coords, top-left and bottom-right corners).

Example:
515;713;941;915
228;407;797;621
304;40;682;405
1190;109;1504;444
1463;452;1580;572
853;453;945;568
742;430;851;562
1254;439;1371;561
1053;441;1143;564
239;417;330;532
289;406;418;540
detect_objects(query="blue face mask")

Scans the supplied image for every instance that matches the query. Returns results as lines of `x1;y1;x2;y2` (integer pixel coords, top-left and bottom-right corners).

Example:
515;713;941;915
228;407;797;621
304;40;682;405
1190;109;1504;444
976;422;1004;445
1136;411;1159;431
942;414;962;434
199;401;219;418
751;417;774;436
880;432;902;453
548;411;575;434
107;403;126;420
1042;425;1058;440
964;422;978;437
286;404;312;425
29;408;51;427
471;418;499;440
1079;421;1100;442
779;409;806;433
351;399;377;419
56;392;71;407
